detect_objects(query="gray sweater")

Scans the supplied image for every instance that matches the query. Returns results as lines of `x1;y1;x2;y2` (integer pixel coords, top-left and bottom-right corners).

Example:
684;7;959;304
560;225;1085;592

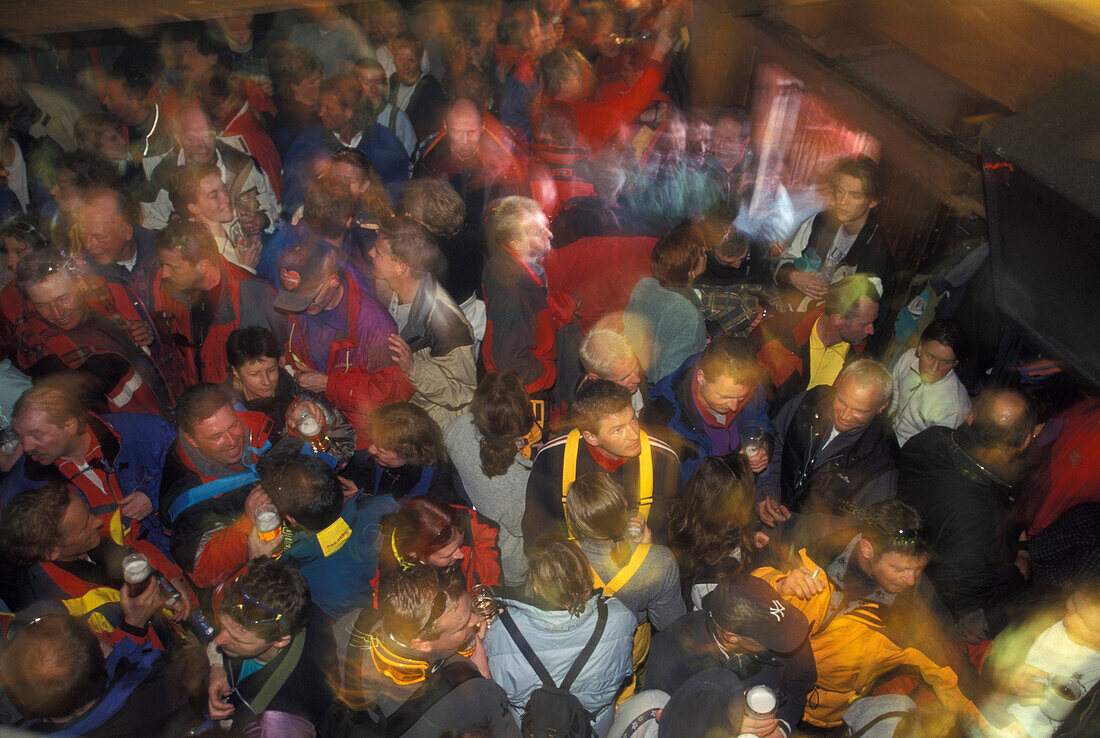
578;539;685;631
443;413;531;585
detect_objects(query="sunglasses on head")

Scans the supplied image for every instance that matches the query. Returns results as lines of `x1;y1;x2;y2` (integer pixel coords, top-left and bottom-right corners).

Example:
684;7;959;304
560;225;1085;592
222;577;285;625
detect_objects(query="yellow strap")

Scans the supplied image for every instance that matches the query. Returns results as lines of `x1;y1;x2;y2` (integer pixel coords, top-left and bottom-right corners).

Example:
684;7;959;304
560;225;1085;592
109;508;126;547
591;543;652;596
316;517;352;558
563;429;654;534
62;586;121;616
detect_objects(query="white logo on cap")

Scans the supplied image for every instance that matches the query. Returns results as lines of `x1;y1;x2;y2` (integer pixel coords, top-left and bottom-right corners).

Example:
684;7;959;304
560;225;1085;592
769;600;786;622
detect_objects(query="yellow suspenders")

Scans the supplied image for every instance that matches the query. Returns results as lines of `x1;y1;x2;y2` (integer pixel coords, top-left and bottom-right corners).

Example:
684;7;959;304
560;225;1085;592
591;543;651;596
561;429;654;536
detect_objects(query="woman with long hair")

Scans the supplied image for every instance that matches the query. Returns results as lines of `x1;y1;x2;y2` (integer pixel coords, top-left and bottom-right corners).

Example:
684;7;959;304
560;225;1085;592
666;455;766;610
443;371;537;586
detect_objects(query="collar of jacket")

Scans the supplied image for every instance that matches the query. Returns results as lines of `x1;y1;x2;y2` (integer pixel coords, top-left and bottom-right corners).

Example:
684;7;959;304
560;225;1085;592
498;594;604;633
23;413;123;481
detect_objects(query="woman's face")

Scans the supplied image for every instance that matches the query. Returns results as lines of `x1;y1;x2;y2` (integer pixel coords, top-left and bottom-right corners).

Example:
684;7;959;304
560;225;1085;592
233;357;279;400
423;531;464;567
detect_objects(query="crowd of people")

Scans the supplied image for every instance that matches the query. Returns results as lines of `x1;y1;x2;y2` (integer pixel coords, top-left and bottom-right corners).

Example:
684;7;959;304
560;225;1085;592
0;1;1097;737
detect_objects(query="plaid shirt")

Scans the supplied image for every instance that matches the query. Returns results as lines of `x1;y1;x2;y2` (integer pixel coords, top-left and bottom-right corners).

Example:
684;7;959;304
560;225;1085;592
694;283;777;337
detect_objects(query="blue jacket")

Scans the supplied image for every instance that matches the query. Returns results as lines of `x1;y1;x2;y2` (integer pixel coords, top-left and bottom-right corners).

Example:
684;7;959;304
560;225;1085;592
0;412;176;554
281;124;409;215
485;595;635;736
280;492;399;620
645;353;773;480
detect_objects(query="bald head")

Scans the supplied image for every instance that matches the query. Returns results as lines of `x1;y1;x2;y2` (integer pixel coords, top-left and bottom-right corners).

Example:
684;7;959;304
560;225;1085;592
969;388;1037;450
176;105;217;164
78;188;134;265
445;99;484;161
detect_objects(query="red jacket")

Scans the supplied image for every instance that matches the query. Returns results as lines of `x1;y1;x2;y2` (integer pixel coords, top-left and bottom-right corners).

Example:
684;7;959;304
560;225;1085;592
543;235;655;334
219;101;283;198
528;144;596;220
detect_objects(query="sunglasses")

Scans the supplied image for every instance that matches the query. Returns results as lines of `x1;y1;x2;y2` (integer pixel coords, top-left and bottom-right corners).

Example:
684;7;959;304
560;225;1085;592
222;577;285;625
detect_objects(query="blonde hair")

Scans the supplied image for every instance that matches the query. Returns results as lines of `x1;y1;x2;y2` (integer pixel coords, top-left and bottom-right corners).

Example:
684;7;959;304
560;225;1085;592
565;472;631;567
579;329;634;377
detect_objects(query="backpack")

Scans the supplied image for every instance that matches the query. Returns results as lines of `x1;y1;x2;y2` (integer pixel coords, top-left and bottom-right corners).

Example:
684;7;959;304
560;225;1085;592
497;599;609;738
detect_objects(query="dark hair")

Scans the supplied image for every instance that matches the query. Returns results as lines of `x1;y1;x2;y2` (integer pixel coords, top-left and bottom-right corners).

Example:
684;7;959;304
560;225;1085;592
155;217;220;265
832;156;880;202
218;557;311;641
538;48;584;98
667;456;756;579
225;326;282;369
107;44;161;97
919;317;968;364
538;100;579;148
265;454;343;532
0;614;107;719
328;149;394;221
569;379;632;434
370;403;447;467
471;372;533;478
401;178;465;238
268;42;322;100
565;472;631;567
379;563;468;643
0;480;71;565
319;74;362;112
697;334;764;386
169;21;231;66
526;534;593;614
970;388;1037;450
379;215;440;277
175;383;234;435
51;151;123;193
650;224;706;289
0;214;51;252
15;248;76;294
303;175;356;240
860;499;930;557
379;496;463;575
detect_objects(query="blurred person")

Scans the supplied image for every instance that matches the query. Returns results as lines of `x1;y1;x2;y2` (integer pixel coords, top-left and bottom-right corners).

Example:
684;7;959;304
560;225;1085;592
498;2;551;142
443;371;537;587
754;500;986;731
368;1;425;79
1;381;175;551
387;32;448;142
207;558;336;728
667;455;764;610
704;107;755;214
274;239;414;449
644;334;773;480
209;13;272;90
364;402;471;506
14;250;175;415
282;73;409;214
523;379;680;550
0;50;82;153
166;162;260;272
0;213;52;351
343;564;518;734
622;223;707;383
153;219;285;385
101;58;173;161
353;56;418;156
158;384;280;588
644;574;815;738
371;216;475;427
287;1;375;77
755;272;881;411
224;326;356;464
610;668;751;738
145;105;278;236
527;100;595;219
41;150;120;252
203;65;284;198
899;388;1040;640
889;317;971;446
579;327;647;414
0;101;60;217
485;534;636;735
267;43;323;159
0;480;190;643
775;157;895;342
549;144;642;246
75;186;158;299
693;212;774;338
262;454;397;620
481;196;575;396
756;359;898;548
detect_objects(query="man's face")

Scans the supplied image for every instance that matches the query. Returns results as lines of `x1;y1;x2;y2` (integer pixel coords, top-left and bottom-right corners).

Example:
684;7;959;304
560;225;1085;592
95;125;130;161
369;235;405;285
233;358;279;401
584;405;641;459
418;593;480;656
188;174;234;224
0;58;22;109
597;355;643;395
445;109;483;161
711;118;747;167
79;200;133;265
711;623;767;655
366;442;405;468
555;64;585;103
318;92;353;133
1064;592;1100;650
830;173;876;226
517;211;552;262
424;531;465;568
53;496;104;560
185;405;247;467
864;548;929;594
916;339;958;384
25;273;90;331
102;77;146;127
176;41;217;83
1;235;32;273
13;408;82;466
291;72;322;109
158;249;205;292
393;46;421;86
330;160;369;194
830;374;887;434
177;109;217;164
354;67;387;107
836;297;878;346
214;614;281;659
695;371;754;418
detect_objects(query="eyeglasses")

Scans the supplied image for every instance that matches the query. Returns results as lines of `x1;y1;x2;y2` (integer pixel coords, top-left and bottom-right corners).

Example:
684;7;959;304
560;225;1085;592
222;577;284;625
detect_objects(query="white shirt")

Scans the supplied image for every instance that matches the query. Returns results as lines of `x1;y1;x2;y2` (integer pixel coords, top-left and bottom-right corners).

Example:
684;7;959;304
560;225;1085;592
888;348;971;446
1005;620;1100;735
6;141;28;210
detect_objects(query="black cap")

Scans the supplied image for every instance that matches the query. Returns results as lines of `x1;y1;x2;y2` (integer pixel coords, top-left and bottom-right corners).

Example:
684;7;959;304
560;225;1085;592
274;240;338;313
703;575;809;654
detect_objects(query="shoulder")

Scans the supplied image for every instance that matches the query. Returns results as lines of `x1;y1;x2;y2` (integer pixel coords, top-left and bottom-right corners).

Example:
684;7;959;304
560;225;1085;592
644;434;679;463
105;411;174;437
603;597;639;634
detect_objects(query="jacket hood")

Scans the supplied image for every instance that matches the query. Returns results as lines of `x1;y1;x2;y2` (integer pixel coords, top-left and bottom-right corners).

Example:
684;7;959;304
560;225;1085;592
499;595;602;633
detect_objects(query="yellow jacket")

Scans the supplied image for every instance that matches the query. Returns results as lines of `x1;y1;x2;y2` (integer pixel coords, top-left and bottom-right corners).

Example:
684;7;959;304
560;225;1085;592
754;547;982;727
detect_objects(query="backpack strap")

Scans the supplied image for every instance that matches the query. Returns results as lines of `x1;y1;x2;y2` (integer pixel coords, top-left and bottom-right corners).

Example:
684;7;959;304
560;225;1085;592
497;599;608;694
384;659;481;737
560;600;608;692
592;543;651;597
498;607;557;688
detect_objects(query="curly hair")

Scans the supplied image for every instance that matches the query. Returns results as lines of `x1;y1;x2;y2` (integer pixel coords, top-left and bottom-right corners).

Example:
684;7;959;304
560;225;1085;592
470;372;533;478
370;402;447;467
666;456;757;579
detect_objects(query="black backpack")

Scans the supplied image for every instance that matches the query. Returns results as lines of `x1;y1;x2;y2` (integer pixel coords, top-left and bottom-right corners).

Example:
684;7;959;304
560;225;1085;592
497;599;608;738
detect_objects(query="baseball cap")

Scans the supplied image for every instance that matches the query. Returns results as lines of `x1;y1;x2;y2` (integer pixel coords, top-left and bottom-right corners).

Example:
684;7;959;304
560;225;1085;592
658;669;746;738
274;240;338;313
703;575;809;654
